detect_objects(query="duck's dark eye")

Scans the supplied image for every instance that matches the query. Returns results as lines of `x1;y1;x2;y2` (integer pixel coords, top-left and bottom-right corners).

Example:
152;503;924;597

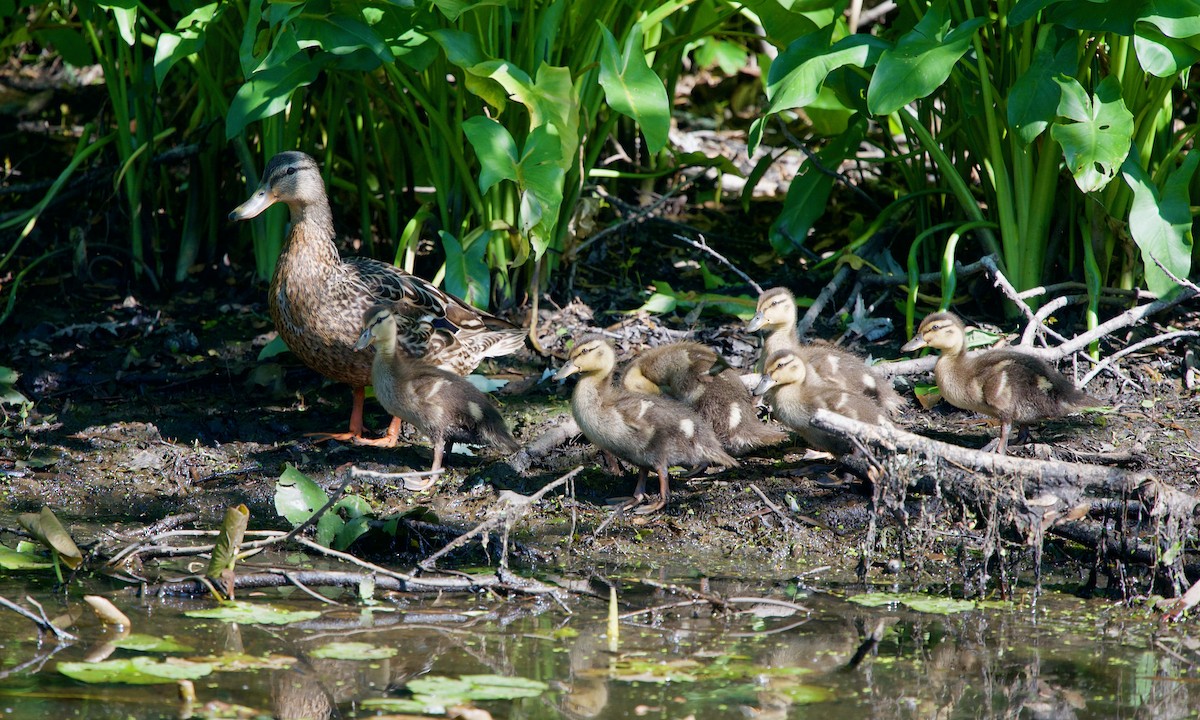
286;167;297;176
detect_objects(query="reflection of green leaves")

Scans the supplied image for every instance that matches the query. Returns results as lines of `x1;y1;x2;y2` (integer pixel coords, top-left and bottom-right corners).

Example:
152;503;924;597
185;601;321;625
58;658;213;685
363;674;549;713
18;508;82;570
849;592;1005;614
311;642;398;660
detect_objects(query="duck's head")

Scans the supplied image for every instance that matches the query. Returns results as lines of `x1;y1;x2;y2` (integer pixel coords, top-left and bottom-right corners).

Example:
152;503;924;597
229;151;325;221
354;305;398;351
746;287;796;333
901;312;967;355
754;349;806;395
554;336;614;381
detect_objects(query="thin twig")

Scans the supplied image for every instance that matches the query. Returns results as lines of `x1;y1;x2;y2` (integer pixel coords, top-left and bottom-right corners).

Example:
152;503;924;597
672;232;762;293
573;182;693;259
0;595;77;641
796;265;851;339
1079;330;1200;386
978;255;1068;345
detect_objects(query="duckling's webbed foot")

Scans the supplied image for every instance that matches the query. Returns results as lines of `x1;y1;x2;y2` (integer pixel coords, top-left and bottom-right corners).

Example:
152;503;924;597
632;467;671;514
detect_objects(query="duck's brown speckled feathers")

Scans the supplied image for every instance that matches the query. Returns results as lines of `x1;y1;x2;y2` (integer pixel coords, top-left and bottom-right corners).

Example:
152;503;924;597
756;350;893;454
356;306;519;490
902;312;1100;454
747;286;906;417
556;337;737;514
623;342;787;454
230;151;524;444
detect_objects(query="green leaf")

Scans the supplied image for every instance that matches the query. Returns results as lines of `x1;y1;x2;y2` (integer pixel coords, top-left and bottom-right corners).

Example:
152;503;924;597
257;335;290;361
867;1;987;116
517;124;567;254
97;0;138;45
226;54;321;140
206;504;250;581
311;642;399;660
598;23;670;153
848;592;983;614
58;658;213;685
408;674;549;701
738;0;821;46
184;601;321;625
293;14;393;66
1138;0;1200;38
442;230;491;308
1134;22;1200;77
1006;28;1077;145
273;464;329;527
111;634;196;653
1121;152;1197;296
18;507;83;569
0;545;53;570
33;27;94;68
1050;75;1134;193
770;116;866;254
463;116;520;194
152;3;220;87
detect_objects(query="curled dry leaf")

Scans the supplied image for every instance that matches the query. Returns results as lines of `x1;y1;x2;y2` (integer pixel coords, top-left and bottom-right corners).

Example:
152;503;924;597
84;595;132;627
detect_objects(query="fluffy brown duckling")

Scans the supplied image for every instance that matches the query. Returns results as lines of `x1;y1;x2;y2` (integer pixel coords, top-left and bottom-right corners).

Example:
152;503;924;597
623;342;787;454
901;312;1100;454
747;287;905;417
355;305;519;490
555;337;737;514
230;151;524;446
755;350;893;454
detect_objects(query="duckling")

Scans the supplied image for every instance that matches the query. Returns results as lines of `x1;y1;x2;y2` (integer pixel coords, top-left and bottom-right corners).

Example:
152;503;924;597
754;350;893;454
555;337;737;514
623;342;788;454
901;312;1100;454
747;287;905;417
230;151;524;446
355;305;519;490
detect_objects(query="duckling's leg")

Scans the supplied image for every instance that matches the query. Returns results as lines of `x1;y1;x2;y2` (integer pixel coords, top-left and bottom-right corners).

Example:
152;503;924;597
995;421;1012;455
404;433;443;492
616;469;650;510
634;467;670;514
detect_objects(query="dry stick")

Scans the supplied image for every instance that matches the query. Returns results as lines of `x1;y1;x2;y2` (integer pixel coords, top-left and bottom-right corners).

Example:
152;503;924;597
573;182;693;259
0;595;77;641
508;416;581;473
859;256;992;288
1018;281;1156;302
418;466;583;571
748;483;819;530
672;232;763;294
977;255;1069;345
1080;330;1200;386
1021;295;1074;346
279;570;343;606
796;264;852;339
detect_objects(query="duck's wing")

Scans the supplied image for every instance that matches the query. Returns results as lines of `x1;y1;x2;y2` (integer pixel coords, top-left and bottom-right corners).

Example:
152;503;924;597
345;257;515;332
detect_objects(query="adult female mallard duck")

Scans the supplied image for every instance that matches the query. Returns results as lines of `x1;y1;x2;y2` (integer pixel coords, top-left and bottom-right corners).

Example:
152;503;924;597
901;312;1100;454
555;337;737;514
747;287;905;417
622;342;787;454
355;305;519;490
230;151;524;446
754;350;893;454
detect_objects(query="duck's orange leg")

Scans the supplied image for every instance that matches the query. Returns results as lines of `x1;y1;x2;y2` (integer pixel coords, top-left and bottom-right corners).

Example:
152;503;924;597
309;387;370;443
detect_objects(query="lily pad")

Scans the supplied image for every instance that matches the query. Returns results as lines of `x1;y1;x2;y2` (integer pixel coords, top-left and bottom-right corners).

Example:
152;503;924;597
111;634;195;653
849;592;986;614
189;653;298;671
310;642;398;660
363;673;548;715
184;601;321;625
58;657;213;685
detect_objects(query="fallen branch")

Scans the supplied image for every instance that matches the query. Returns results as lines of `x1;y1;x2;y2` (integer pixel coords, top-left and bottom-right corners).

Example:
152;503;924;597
508;415;582;473
0;595;78;641
672;233;762;294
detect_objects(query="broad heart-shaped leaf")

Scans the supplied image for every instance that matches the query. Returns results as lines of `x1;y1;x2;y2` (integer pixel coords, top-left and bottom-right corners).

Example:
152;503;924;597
1007;0;1064;26
32;28;93;67
292;14;393;66
1135;23;1200;78
463;116;519;194
18;507;82;569
1006;27;1077;145
442;230;491;308
866;1;987;116
96;0;138;45
1138;0;1200;38
111;634;195;653
598;23;669;154
59;658;213;685
738;0;821;46
153;3;220;87
1045;0;1142;34
517;124;567;253
1050;75;1134;193
1121;152;1198;296
750;29;887;152
770;117;866;254
226;53;321;139
273;464;329;527
484;61;579;172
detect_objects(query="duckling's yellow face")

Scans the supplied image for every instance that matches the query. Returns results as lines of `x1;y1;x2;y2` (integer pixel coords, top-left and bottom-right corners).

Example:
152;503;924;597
354;306;397;351
554;339;614;380
753;350;806;395
901;312;967;355
229;151;325;221
746;289;796;332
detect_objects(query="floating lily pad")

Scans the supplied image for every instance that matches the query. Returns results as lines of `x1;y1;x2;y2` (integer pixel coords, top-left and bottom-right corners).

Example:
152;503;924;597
184;601;321;625
363;673;548;715
111;634;194;653
849;592;989;614
189;653;298;671
310;642;398;660
58;657;213;685
606;658;701;684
